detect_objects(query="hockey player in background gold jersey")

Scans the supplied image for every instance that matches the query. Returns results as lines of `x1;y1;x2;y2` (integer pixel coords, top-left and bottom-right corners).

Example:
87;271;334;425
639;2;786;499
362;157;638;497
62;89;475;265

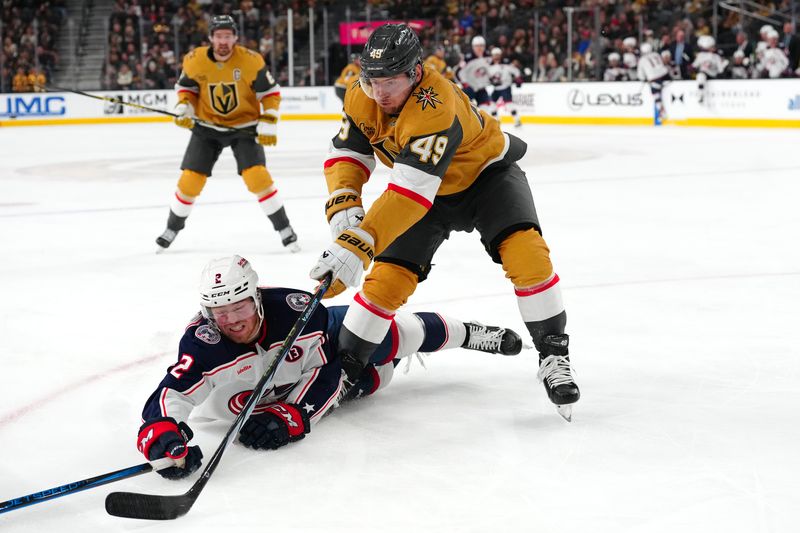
334;54;361;102
423;45;456;81
155;15;298;253
309;24;580;421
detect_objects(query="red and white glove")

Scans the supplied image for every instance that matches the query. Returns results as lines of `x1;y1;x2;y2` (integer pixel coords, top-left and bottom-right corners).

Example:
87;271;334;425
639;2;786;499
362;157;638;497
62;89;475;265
137;416;203;480
238;403;310;450
309;227;374;298
325;188;365;239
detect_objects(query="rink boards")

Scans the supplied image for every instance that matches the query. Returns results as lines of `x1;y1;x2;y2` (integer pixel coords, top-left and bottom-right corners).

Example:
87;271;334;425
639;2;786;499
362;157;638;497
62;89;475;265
1;79;798;128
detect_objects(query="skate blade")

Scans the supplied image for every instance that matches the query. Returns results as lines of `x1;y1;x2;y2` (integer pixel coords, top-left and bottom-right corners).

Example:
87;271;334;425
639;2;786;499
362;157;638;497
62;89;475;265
155;245;168;254
285;242;301;253
556;404;573;422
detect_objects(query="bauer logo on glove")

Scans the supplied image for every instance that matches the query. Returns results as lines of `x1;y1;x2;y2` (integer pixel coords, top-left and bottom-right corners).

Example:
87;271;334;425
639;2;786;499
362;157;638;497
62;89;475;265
336;232;374;261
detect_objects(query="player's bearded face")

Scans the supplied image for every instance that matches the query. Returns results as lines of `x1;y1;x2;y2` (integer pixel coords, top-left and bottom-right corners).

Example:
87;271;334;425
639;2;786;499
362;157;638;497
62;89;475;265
209;298;260;344
211;29;237;59
363;72;416;114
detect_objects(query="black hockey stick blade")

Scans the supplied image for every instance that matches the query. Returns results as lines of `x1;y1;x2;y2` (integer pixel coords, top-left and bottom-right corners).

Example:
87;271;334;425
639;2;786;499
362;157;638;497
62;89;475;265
105;274;332;520
105;487;196;520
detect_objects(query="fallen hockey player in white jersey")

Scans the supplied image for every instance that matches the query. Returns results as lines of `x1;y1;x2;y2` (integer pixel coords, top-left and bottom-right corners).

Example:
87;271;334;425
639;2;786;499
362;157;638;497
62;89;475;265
136;255;523;479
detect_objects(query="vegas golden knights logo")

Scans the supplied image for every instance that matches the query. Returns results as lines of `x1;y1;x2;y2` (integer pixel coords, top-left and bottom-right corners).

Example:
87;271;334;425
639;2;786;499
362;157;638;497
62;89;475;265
208;82;239;114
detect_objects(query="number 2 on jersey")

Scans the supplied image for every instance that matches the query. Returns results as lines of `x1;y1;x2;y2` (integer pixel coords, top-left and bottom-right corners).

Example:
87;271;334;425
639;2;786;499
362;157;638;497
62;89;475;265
170;354;195;379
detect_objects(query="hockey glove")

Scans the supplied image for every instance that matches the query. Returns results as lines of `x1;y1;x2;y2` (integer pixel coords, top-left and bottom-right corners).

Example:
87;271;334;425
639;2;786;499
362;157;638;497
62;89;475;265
309;227;374;299
173;102;195;130
325;188;365;239
137;416;203;480
238;403;310;450
257;111;278;146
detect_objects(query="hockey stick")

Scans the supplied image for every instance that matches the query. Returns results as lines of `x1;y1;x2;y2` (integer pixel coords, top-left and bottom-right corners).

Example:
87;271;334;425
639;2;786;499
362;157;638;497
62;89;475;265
0;457;175;515
45;85;257;136
105;274;333;520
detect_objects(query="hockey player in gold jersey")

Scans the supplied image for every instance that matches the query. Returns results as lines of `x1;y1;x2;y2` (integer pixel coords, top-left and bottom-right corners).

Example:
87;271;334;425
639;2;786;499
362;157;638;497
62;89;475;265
334;53;361;102
423;45;456;81
155;15;298;253
309;24;580;420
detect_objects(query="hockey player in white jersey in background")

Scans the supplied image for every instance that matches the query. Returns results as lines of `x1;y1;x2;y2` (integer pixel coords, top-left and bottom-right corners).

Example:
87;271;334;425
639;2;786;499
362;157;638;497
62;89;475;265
660;49;682;80
603;52;629;81
636;42;671;121
457;35;493;111
728;50;751;79
755;29;789;78
488;47;523;127
692;35;728;105
622;36;639;80
135;255;523;479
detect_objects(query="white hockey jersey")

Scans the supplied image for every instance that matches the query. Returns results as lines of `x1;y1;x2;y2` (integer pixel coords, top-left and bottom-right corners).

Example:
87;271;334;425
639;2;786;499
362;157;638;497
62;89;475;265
488;60;522;90
637;51;669;81
692;51;729;77
603;66;629;81
758;48;789;78
458;53;492;90
141;288;342;427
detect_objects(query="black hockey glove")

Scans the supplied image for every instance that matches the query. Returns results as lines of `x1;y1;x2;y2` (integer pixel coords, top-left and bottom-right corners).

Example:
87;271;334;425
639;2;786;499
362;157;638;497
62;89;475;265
238;403;310;450
137;416;203;480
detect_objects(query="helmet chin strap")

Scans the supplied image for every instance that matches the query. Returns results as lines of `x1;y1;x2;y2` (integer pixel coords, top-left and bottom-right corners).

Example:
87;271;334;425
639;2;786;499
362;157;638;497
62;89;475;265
247;302;266;344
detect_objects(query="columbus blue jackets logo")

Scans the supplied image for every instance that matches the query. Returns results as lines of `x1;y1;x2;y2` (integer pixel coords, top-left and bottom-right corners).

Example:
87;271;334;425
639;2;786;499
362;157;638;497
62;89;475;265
286;292;311;311
208;82;239;114
413;86;442;110
195;325;221;344
227;385;294;415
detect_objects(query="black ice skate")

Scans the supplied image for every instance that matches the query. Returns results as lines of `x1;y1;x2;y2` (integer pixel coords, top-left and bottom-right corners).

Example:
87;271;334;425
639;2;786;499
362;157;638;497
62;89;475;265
537;334;580;421
155;229;179;252
338;351;368;401
279;226;300;253
155;211;187;254
462;322;523;356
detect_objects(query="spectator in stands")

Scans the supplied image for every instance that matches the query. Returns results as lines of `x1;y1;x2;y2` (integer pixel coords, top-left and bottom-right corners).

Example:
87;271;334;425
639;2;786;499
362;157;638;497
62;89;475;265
734;29;754;60
117;63;134;89
12;67;30;92
542;52;565;82
669;29;694;79
27;67;46;91
783;22;800;72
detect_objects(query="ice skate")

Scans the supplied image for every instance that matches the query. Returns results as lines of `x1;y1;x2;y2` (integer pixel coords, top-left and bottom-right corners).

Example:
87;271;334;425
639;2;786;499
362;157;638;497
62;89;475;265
536;334;580;421
155;228;179;253
155;210;187;254
279;226;300;253
462;322;523;355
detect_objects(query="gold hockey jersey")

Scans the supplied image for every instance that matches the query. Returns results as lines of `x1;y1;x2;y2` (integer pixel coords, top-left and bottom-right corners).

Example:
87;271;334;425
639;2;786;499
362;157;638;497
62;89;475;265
334;62;361;89
175;45;280;128
423;54;455;81
324;65;508;254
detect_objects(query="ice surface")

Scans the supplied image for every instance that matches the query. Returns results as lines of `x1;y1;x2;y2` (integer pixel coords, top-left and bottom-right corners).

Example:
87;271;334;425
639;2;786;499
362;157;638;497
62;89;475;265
1;120;798;532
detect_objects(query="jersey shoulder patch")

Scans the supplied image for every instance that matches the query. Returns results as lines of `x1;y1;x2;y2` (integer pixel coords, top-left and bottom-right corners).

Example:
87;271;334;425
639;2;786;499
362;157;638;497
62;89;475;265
396;72;456;142
195;324;221;344
285;292;312;311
